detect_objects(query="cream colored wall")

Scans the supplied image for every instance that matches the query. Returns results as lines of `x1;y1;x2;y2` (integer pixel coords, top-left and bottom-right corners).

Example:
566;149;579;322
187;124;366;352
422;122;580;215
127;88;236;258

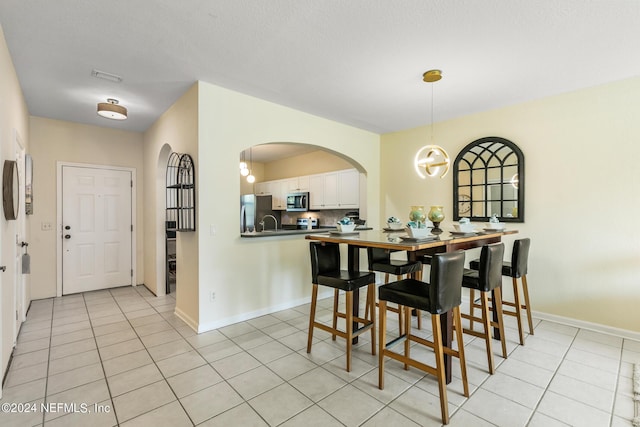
28;117;144;299
381;76;640;332
142;84;199;325
197;81;379;331
262;149;354;181
0;24;30;379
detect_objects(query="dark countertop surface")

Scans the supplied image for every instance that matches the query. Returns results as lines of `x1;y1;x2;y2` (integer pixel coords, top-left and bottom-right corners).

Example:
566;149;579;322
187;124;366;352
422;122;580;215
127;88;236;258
240;226;371;238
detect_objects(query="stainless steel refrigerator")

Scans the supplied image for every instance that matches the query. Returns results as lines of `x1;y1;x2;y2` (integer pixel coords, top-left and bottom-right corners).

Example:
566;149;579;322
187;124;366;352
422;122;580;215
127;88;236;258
240;194;277;232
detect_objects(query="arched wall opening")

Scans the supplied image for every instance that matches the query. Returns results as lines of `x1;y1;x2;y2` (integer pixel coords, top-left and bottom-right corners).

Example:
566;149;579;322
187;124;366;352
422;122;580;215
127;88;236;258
154;143;173;296
238;141;369;228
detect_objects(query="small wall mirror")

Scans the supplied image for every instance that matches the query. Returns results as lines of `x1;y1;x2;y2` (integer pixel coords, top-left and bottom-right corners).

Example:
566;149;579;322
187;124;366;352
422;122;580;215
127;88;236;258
453;136;524;222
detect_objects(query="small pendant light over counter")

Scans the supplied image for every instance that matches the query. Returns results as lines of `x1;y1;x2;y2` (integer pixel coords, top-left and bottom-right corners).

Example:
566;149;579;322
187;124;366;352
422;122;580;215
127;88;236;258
97;98;127;120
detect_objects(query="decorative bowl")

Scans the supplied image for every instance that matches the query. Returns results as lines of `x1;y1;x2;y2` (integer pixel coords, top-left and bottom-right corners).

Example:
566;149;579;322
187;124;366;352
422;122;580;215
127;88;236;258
406;226;431;238
454;223;476;233
336;223;356;232
386;222;404;230
487;222;505;230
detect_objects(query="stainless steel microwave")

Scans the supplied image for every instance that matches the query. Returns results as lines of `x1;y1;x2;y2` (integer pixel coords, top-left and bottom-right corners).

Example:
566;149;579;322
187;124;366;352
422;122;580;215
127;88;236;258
286;192;309;212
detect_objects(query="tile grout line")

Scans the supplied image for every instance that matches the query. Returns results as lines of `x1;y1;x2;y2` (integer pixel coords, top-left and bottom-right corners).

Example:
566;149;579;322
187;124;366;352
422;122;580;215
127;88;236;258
106;287;197;426
523;324;579;426
81;291;121;427
609;340;626;427
40;300;55;427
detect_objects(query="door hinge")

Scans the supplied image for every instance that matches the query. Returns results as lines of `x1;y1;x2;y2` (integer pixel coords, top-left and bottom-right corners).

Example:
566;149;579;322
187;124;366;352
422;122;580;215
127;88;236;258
131;224;133;232
16;310;18;321
131;269;133;277
131;180;133;188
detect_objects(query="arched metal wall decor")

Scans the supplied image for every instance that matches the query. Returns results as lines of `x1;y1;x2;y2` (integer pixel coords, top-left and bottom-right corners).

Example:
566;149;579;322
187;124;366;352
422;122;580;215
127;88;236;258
166;152;196;231
453;137;524;222
165;152;195;294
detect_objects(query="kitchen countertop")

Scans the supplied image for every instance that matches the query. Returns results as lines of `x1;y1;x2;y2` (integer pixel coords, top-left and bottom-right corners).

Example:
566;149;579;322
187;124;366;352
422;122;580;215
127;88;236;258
240;226;371;238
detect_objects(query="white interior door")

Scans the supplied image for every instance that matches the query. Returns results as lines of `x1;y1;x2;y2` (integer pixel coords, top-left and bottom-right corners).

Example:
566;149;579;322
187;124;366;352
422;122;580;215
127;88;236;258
62;166;132;295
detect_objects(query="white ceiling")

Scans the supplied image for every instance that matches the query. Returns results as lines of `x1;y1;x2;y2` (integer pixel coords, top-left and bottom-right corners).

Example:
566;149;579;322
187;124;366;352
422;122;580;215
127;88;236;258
2;1;640;159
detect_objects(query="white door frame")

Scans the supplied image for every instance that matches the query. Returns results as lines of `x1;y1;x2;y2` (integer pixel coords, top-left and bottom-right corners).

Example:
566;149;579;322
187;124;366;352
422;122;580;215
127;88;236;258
56;162;137;297
14;130;26;335
0;130;3;400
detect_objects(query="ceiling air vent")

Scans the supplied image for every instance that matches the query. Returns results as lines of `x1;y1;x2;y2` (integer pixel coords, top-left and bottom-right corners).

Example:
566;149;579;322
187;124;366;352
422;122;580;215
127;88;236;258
91;69;123;83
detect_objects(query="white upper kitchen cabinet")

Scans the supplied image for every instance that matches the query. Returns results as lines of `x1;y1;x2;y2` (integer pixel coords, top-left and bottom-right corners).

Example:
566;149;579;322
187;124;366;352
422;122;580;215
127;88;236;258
283;178;300;193
309;174;325;209
297;175;310;192
271;180;286;210
254;181;271;195
336;169;359;208
309;169;359;209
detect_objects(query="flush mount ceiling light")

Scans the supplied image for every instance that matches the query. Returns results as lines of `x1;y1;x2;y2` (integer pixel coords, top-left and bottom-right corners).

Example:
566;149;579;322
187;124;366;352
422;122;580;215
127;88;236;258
414;70;450;179
97;98;127;120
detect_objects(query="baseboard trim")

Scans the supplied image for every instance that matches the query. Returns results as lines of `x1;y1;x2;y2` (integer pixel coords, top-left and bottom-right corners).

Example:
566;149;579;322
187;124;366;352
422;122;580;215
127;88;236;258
174;306;199;333
532;310;640;341
196;290;333;333
460;292;640;341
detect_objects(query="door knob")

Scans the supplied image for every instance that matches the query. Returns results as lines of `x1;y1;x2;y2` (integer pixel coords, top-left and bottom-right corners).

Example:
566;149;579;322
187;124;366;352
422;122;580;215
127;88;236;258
65;226;71;230
0;266;6;272
64;234;71;239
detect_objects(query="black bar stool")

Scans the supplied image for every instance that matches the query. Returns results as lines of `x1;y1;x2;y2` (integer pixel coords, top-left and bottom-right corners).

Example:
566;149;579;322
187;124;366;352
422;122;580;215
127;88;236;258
461;243;507;374
366;247;423;332
378;251;469;425
307;242;376;372
469;238;532;345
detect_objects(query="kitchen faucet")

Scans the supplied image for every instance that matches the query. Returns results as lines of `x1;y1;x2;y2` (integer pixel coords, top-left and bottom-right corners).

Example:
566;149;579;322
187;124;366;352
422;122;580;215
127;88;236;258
260;215;278;232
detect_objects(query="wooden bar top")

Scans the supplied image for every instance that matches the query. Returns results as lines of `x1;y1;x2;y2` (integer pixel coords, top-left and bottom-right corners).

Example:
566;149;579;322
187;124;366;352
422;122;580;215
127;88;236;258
305;229;518;251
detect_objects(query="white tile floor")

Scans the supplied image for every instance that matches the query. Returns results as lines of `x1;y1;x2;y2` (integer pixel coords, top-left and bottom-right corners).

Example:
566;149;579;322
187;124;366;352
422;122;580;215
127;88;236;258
0;285;638;426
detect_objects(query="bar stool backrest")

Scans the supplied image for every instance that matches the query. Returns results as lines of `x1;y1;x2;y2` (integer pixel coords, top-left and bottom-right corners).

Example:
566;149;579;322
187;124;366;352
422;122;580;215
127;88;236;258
309;242;341;282
477;243;505;292
429;250;466;314
366;247;390;270
511;238;530;278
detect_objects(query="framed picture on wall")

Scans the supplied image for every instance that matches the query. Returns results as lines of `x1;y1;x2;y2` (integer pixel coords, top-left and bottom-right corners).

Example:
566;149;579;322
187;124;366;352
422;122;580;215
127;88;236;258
25;154;33;215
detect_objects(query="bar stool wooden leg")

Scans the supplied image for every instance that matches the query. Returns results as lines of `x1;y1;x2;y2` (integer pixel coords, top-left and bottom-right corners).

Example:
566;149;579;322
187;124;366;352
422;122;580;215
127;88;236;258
368;283;376;355
403;306;411;371
453;305;469;397
395;274;404;336
366;273;405;336
431;312;449;424
307;284;319;353
345;290;353;372
468;289;476;331
378;300;387;389
332;289;339;341
480;291;495;374
522;275;534;335
493;287;508;359
512;277;525;345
